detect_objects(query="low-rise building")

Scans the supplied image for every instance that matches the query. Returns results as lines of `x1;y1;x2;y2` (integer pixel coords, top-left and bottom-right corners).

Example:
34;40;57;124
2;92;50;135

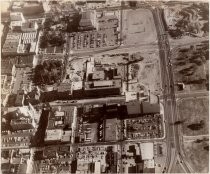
10;12;25;22
125;101;160;116
11;64;32;94
45;106;78;143
1;148;30;174
10;21;22;31
12;1;44;17
84;58;122;97
57;83;72;93
90;9;120;30
142;102;160;114
78;122;98;143
14;90;25;106
140;143;155;173
76;144;118;173
1;75;12;95
21;19;41;32
140;143;154;160
72;81;83;91
126;101;141;115
125;91;138;102
2;106;39;134
40;145;73;173
45;129;63;141
2;32;22;55
95;15;118;31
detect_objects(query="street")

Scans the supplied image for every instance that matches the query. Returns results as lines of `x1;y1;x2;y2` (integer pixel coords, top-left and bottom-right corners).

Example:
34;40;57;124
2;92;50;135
152;7;196;173
49;96;126;107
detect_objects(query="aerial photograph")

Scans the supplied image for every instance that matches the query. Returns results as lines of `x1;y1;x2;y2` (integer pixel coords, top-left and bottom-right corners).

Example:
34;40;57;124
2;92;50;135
0;0;209;173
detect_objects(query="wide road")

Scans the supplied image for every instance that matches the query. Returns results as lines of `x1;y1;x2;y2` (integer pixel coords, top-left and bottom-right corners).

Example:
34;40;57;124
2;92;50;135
152;7;192;173
160;90;208;100
49;96;126;107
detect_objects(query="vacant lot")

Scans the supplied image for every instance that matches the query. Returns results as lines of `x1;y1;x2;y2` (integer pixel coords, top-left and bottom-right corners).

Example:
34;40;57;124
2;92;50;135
138;60;161;93
183;138;209;173
122;9;157;45
128;52;161;103
65;57;87;82
178;97;209;136
165;2;209;38
172;42;208;91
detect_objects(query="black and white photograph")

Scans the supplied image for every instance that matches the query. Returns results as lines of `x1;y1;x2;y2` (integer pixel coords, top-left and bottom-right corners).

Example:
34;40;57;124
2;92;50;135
0;0;209;173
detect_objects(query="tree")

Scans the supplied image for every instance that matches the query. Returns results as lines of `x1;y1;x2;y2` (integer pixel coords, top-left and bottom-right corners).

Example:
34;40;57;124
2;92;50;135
66;13;82;33
39;35;48;49
203;145;209;151
187;120;205;130
173;120;185;125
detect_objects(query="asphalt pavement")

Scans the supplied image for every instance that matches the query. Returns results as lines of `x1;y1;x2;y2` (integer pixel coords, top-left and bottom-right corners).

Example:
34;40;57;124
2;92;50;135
152;7;193;173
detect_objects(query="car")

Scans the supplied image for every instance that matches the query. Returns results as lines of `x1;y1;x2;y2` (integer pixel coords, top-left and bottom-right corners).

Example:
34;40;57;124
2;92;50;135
69;100;77;103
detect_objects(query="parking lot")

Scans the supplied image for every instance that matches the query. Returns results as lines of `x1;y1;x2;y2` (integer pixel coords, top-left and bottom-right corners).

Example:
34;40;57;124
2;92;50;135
125;114;164;139
67;29;118;52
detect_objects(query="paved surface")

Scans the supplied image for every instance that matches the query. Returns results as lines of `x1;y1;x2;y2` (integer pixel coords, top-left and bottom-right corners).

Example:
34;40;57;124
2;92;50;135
49;96;126;107
152;7;194;173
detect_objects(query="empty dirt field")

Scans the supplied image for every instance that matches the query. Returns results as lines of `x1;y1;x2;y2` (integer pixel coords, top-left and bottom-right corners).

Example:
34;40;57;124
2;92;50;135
178;97;209;136
183;138;209;173
122;9;157;45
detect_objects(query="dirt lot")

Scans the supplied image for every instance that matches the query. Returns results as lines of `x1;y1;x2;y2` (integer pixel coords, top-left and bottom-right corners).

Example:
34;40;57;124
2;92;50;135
129;52;161;103
64;56;88;83
137;59;161;93
183;137;209;173
122;9;157;45
164;2;209;38
178;97;209;136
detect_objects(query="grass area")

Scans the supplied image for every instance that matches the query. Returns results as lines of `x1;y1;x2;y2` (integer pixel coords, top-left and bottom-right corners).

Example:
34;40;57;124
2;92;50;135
178;97;209;136
172;42;208;91
122;9;157;45
183;138;209;173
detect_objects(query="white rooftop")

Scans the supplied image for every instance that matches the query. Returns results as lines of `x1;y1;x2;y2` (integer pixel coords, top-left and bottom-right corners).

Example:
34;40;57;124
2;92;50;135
140;142;154;160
